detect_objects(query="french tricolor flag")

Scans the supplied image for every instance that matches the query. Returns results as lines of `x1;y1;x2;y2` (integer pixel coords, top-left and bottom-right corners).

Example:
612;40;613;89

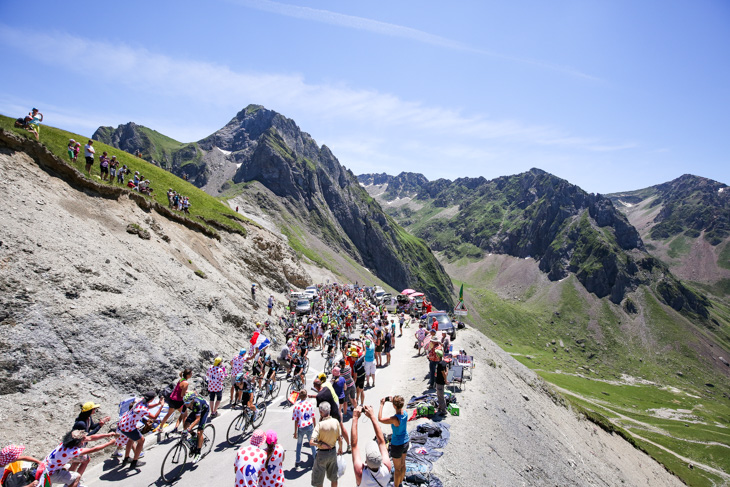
250;331;271;350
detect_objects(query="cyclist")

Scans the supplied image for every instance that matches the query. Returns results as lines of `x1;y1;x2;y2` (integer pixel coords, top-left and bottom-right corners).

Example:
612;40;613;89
182;392;210;463
289;352;306;386
251;353;265;389
233;372;255;410
324;332;337;357
264;353;280;384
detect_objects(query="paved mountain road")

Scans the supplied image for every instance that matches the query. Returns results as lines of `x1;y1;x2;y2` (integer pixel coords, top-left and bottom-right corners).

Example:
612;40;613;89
85;328;416;487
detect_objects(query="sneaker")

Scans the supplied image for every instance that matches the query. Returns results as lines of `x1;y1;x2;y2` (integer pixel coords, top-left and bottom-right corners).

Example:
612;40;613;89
139;451;145;458
112;450;123;458
192;453;201;464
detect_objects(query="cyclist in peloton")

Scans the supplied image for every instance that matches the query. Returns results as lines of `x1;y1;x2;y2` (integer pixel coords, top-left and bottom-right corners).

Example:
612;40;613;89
289;352;306;386
251;353;265;389
233;373;256;412
182;392;210;463
264;353;280;384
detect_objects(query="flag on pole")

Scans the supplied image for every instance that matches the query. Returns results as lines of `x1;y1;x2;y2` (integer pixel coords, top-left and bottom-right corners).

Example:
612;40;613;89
249;331;271;350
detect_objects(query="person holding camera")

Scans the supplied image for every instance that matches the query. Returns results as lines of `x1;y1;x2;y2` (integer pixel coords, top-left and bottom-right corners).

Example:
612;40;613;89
378;396;409;487
351;405;391;487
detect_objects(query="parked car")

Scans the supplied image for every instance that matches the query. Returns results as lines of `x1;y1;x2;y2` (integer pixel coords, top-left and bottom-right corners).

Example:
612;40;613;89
423;311;456;340
295;298;312;316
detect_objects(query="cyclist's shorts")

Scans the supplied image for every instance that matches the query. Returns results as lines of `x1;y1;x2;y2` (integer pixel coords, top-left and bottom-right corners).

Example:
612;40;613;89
185;406;210;431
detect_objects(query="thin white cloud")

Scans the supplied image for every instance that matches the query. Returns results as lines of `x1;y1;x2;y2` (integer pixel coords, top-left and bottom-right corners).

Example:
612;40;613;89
227;0;601;81
0;26;623;153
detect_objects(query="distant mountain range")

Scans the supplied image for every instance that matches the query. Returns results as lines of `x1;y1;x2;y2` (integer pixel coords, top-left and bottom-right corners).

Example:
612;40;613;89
358;170;710;316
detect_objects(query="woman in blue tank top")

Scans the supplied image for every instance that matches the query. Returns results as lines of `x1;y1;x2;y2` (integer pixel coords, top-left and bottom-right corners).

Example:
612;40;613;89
378;395;410;487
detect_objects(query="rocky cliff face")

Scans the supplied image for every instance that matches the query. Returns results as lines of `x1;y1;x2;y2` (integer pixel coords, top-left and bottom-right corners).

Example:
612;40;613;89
363;168;708;315
95;106;454;309
0;132;316;456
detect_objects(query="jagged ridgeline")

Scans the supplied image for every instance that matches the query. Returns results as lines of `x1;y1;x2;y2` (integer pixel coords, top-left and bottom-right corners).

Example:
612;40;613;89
95;106;454;309
359;169;708;317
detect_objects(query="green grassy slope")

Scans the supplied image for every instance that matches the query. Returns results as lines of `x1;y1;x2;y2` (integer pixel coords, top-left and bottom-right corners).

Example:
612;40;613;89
450;257;730;487
0;115;248;236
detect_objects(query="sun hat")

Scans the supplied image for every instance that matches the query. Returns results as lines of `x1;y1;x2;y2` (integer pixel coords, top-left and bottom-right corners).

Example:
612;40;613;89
332;367;340;377
81;401;100;412
430;336;439;342
0;445;25;466
143;390;156;402
250;429;265;447
213;357;222;366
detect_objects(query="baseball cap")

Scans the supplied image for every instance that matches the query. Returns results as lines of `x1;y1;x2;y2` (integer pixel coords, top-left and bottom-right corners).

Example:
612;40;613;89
365;442;382;470
213;357;222;366
143;391;156;402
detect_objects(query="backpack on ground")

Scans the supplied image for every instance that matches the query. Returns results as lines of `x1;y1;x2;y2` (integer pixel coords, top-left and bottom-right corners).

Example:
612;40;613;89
3;469;35;487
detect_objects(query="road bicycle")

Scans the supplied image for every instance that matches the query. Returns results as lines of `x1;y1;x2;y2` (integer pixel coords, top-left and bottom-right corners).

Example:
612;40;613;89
323;352;336;375
160;425;215;483
285;374;306;400
225;399;268;446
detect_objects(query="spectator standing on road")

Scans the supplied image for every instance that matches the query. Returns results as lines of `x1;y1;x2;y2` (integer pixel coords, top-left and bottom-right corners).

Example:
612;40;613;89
83;140;95;176
378;396;410;487
426;332;442;390
233;444;266;486
157;368;192;433
292;388;316;466
118;391;163;469
435;349;449;415
441;330;451;355
260;430;285;487
311;402;342;487
206;357;226;417
353;351;366;406
415;323;427;356
351;405;391;487
364;339;376;388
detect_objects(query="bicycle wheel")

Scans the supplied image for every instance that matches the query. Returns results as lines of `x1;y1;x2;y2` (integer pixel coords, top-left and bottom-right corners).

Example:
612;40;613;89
160;443;188;483
253;402;268;428
324;357;333;374
200;424;215;458
303;357;310;374
226;412;247;446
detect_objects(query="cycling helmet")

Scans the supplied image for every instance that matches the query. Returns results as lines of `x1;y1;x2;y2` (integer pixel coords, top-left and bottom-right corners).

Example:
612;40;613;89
183;392;196;404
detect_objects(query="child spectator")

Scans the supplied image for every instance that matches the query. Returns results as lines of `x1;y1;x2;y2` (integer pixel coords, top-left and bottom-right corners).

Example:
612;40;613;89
67;139;76;162
109;156;118;183
117;164;127;184
73;142;81;163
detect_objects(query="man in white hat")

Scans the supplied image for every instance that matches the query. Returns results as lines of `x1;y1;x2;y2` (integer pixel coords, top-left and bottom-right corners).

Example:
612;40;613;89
351;405;391;486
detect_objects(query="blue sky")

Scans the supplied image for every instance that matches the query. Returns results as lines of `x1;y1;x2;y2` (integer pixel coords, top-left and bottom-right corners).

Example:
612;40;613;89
1;0;729;193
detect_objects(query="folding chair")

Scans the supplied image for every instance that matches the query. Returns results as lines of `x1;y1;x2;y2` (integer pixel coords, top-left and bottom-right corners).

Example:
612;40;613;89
455;354;474;380
447;365;465;393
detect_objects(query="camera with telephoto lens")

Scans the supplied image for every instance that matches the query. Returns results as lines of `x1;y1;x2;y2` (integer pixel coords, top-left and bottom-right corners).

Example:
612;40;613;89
385;396;391;402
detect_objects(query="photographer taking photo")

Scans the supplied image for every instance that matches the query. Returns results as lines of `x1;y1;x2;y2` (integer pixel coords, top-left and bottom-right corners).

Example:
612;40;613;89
378;395;410;487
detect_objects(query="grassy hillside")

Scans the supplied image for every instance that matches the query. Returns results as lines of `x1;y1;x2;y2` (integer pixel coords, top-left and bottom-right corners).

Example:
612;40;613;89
445;255;730;487
0;115;248;236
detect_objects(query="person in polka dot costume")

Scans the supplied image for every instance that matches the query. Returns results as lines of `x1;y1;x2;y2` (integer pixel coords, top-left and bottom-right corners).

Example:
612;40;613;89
206;357;227;416
233;444;267;486
39;430;116;487
259;430;285;487
291;389;316;465
0;444;41;469
230;349;247;403
118;391;164;469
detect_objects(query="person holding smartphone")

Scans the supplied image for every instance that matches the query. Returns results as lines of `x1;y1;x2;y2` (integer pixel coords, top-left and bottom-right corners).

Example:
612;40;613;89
377;396;409;487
